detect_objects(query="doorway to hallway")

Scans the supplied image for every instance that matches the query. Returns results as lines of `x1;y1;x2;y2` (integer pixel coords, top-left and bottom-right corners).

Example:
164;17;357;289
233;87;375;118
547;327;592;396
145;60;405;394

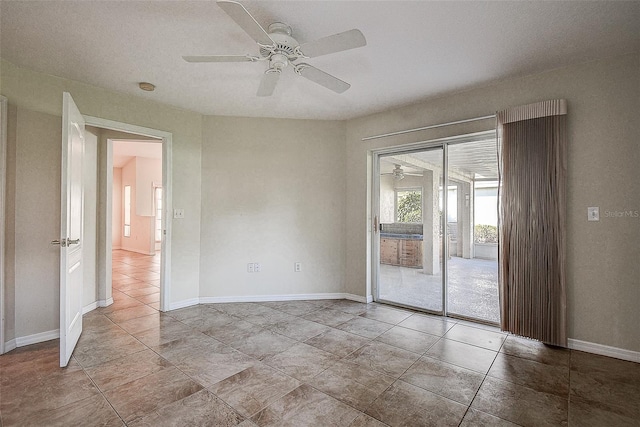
373;131;500;324
84;115;172;314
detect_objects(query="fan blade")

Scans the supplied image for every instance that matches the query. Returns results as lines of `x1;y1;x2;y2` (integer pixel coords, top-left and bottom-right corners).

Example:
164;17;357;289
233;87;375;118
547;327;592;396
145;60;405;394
217;1;274;46
298;29;366;58
257;70;280;96
297;64;350;94
182;55;253;63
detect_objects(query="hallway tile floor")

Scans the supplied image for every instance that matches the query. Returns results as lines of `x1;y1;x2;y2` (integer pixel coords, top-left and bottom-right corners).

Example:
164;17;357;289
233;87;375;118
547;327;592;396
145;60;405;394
110;250;161;312
2;280;639;425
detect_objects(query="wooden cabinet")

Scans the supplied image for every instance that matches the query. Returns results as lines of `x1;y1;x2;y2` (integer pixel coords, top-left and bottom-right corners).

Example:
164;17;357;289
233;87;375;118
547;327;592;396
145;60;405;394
400;239;422;267
380;237;422;268
380;238;399;265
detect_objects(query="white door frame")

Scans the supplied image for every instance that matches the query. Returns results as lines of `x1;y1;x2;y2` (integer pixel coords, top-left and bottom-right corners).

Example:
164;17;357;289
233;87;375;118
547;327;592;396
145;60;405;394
84;116;172;312
0;96;7;354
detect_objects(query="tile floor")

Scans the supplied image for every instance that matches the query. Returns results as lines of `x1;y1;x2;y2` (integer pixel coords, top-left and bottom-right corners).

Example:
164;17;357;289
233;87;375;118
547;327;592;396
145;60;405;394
1;252;639;426
110;249;162;312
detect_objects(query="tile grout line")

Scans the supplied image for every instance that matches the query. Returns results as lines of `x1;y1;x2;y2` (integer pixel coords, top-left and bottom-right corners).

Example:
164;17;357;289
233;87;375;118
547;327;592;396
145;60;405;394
456;333;507;426
73;354;128;425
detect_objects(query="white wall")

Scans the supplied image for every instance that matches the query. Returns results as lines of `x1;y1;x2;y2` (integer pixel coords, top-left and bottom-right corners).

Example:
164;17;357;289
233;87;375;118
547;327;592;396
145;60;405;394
135;156;162;217
120;157;160;255
82;128;98;307
199;116;346;299
112;167;122;249
380;175;394;223
346;53;640;352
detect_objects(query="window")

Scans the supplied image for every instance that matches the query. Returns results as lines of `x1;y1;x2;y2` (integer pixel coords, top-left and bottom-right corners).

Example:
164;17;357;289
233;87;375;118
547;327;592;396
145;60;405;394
123;185;131;237
395;189;422;223
474;181;499;243
154;186;162;243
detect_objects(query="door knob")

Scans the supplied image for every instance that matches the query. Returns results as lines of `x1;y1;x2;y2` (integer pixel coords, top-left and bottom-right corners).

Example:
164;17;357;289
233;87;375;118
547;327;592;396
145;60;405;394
50;238;78;247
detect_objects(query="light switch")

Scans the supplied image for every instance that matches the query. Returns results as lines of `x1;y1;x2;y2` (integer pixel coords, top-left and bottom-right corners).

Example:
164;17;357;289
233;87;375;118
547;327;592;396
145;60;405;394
173;209;185;219
588;207;599;221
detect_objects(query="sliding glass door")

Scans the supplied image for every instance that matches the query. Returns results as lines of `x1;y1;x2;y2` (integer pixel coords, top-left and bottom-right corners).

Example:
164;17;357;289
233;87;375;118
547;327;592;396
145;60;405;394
377;147;444;313
374;133;500;324
445;140;500;323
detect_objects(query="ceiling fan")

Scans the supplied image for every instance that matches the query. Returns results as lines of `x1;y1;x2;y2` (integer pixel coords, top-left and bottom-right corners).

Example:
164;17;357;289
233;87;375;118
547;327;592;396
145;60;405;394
381;164;423;180
183;0;367;96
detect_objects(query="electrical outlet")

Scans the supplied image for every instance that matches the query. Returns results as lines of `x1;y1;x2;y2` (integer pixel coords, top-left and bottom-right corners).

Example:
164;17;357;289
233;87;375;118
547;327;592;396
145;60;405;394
247;263;254;273
294;262;302;272
254;263;261;272
173;209;185;219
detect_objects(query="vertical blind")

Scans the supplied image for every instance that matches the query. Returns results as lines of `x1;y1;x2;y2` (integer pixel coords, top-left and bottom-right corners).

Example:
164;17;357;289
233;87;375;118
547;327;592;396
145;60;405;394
498;99;568;347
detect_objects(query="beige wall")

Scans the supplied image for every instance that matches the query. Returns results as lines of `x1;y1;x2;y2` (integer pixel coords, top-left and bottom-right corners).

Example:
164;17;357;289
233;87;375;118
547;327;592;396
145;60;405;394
12;108;61;337
345;53;640;352
199;116;346;299
2;53;638;355
3;104;17;342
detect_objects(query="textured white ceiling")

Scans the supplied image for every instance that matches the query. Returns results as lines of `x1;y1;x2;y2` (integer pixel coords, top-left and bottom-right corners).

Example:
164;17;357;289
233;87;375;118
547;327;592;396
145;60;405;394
1;1;639;120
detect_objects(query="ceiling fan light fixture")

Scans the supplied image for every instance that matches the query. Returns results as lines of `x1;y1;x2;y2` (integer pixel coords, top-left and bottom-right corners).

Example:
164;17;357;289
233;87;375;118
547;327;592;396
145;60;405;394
393;164;405;180
270;53;289;70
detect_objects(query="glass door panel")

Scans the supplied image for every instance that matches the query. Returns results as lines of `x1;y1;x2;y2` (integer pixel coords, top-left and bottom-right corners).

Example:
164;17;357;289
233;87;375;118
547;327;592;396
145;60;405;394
377;147;444;313
446;140;500;323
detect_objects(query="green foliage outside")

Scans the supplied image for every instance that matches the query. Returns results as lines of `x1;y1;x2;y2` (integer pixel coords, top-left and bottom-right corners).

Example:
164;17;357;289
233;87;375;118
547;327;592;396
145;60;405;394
397;191;422;223
475;224;498;243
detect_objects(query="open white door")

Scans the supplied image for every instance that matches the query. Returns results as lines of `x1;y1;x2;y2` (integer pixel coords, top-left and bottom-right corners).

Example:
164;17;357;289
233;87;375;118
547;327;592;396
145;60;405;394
57;92;85;367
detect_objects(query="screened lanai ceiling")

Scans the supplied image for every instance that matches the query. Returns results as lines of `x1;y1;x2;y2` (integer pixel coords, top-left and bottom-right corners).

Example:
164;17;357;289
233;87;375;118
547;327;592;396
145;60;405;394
380;138;498;181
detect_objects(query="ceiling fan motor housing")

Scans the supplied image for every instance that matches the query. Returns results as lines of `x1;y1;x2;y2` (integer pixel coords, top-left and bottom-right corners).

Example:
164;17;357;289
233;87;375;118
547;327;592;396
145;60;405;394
260;22;300;62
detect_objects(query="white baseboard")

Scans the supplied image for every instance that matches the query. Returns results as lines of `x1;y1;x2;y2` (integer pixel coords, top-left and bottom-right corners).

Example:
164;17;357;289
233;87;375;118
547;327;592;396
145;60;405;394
100;298;114;307
344;293;372;303
15;329;60;347
169;293;373;312
82;298;114;314
120;246;153;256
82;302;98;314
169;298;201;311
199;292;349;305
568;338;640;363
4;338;17;353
